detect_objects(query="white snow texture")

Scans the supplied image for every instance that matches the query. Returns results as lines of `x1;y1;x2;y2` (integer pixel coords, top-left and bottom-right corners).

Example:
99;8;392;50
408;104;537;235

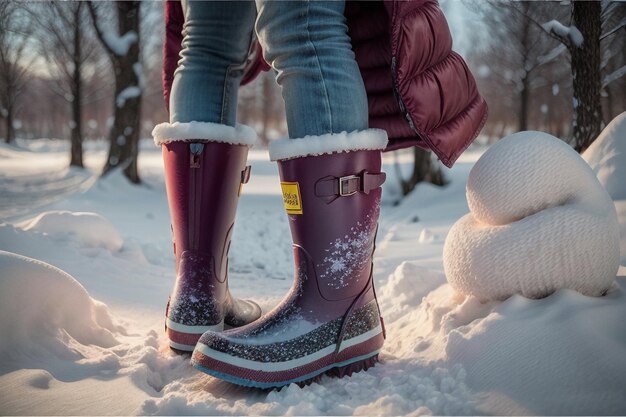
0;251;120;357
18;211;124;252
1;116;626;414
268;129;388;161
542;20;584;47
583;111;626;200
102;30;138;56
152;121;258;147
116;86;141;108
443;131;620;301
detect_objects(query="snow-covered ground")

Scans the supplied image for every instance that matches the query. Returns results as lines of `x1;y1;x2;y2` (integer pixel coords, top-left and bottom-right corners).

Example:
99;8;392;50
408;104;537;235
0;123;625;415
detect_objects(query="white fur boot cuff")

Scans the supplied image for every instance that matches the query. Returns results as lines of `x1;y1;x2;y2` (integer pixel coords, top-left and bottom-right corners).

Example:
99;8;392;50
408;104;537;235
151;121;258;147
268;129;388;161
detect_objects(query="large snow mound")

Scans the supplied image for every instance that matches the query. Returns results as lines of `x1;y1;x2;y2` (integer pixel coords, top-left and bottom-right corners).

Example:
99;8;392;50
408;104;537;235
377;262;626;415
444;281;626;415
0;250;120;363
444;131;620;301
17;210;124;252
583;111;626;201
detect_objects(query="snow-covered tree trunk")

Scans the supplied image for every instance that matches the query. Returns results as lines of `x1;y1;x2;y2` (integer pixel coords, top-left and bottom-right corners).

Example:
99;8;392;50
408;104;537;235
89;2;142;183
570;1;602;152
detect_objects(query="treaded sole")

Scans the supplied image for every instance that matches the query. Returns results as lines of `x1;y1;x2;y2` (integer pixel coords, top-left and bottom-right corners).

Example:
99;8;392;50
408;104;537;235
192;353;379;389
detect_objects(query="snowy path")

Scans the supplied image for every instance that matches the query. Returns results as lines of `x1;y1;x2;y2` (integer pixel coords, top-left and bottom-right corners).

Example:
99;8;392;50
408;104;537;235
1;140;625;415
0;149;93;220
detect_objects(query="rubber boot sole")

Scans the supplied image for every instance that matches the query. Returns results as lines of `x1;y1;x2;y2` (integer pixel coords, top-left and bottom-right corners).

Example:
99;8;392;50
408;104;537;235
190;329;384;389
166;318;224;352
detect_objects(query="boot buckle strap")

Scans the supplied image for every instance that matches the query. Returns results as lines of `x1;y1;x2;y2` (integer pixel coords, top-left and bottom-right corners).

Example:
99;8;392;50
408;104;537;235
315;171;386;203
339;175;360;197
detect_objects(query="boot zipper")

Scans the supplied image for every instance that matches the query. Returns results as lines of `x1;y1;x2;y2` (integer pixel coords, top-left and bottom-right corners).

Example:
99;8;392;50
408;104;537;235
189;143;204;250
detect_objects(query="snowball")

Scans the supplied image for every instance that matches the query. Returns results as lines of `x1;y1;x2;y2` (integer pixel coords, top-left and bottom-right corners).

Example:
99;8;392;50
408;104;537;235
0;250;119;356
583;112;626;200
18;211;124;252
443;131;620;301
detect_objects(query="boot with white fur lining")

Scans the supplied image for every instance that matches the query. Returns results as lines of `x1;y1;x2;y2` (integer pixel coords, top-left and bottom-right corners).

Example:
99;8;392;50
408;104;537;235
191;129;388;387
153;121;262;352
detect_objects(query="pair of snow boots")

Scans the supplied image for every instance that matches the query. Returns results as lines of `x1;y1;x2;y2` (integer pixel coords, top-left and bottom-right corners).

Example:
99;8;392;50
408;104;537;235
154;122;388;388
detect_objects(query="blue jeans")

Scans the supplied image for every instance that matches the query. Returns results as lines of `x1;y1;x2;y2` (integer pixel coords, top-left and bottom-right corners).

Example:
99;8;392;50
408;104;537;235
170;0;368;139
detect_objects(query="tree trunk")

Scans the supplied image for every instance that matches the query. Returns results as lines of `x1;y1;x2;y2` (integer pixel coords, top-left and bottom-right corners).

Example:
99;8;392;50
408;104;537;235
396;148;447;196
519;7;531;132
101;2;141;183
570;1;602;152
519;75;529;131
5;106;14;144
70;5;84;167
604;87;614;124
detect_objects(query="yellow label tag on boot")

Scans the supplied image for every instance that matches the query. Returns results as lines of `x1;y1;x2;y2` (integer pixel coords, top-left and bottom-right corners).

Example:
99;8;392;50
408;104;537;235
281;182;303;214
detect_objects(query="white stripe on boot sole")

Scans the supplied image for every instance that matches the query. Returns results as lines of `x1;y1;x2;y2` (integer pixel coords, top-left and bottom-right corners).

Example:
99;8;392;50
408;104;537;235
166;318;224;334
169;340;196;351
195;324;383;372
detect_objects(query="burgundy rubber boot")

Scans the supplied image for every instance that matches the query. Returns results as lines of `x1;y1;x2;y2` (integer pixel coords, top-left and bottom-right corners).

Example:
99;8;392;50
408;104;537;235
191;129;388;387
153;122;262;352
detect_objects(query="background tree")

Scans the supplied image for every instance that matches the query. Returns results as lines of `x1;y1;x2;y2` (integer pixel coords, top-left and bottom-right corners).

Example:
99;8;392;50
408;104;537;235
28;2;99;167
0;2;32;144
464;1;572;140
395;148;447;197
238;70;286;146
472;2;567;132
600;1;626;124
137;3;168;140
88;1;142;183
509;0;626;151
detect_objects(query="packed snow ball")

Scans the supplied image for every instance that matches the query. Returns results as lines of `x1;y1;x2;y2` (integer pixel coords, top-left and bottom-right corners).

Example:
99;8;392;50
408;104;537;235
443;131;620;301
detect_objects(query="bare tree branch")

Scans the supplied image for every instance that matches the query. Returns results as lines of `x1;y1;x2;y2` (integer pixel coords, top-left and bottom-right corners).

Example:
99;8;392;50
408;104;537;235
601;15;626;40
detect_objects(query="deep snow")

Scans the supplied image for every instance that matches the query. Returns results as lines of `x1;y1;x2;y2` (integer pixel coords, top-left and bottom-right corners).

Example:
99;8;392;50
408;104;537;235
0;122;625;415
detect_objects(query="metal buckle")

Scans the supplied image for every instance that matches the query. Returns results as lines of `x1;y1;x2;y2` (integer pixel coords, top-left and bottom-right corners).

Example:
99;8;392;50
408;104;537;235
339;175;360;197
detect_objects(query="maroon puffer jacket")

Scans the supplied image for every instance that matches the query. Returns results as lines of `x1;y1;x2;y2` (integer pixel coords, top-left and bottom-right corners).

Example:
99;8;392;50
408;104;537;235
163;0;487;167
